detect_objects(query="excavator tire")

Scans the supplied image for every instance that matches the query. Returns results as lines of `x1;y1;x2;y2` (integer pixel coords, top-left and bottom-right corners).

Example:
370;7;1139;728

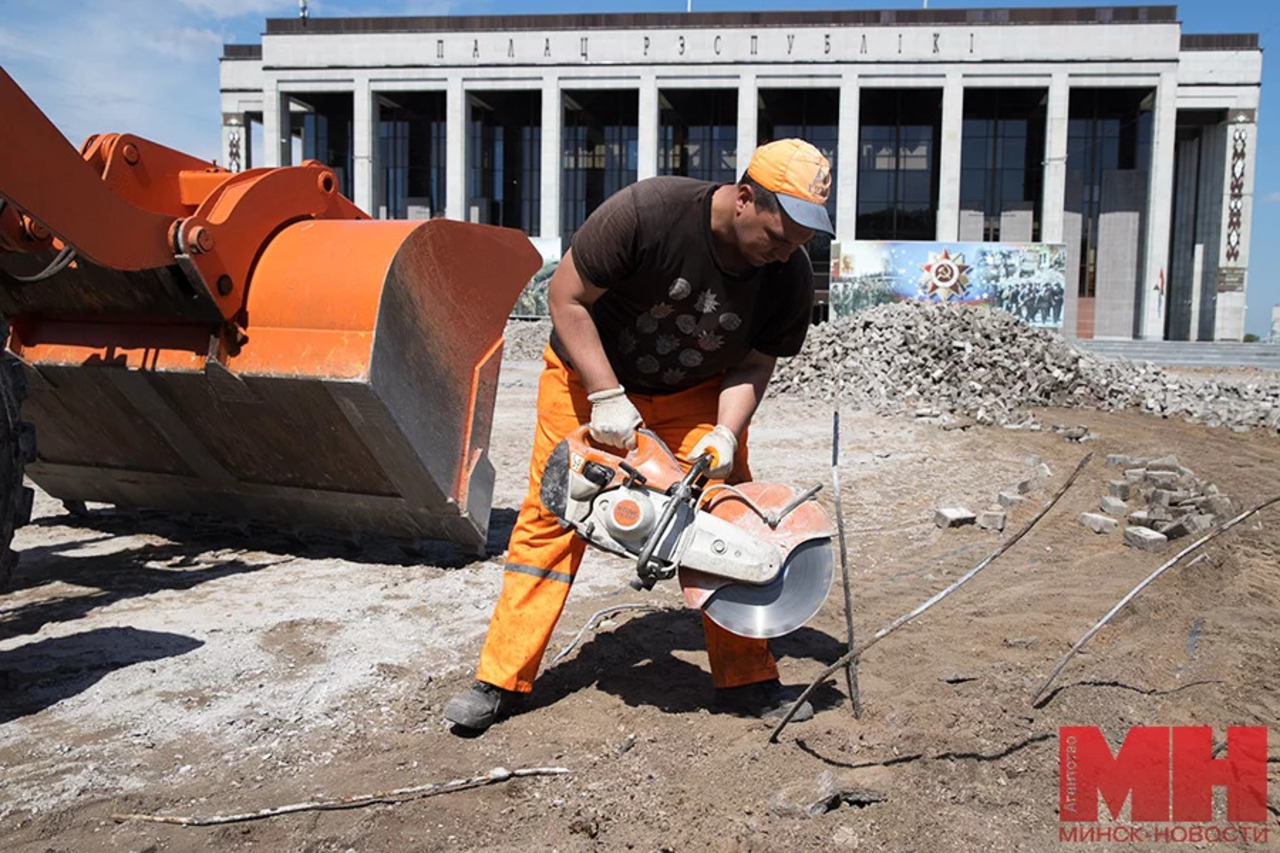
0;351;35;590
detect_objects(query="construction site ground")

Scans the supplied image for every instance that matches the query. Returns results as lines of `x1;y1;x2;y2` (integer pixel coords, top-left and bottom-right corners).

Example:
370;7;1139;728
1;356;1277;852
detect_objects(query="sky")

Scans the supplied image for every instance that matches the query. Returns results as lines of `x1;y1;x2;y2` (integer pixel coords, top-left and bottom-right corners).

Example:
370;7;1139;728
3;0;1277;337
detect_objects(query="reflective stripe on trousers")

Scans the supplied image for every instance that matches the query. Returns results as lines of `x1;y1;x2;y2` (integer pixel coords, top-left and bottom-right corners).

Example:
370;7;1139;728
475;344;779;692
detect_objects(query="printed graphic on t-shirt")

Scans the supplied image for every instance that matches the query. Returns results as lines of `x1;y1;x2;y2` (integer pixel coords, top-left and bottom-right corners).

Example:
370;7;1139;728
626;276;751;386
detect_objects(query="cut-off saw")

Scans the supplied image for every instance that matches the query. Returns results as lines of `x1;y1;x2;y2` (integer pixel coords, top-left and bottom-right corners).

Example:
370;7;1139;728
540;426;834;639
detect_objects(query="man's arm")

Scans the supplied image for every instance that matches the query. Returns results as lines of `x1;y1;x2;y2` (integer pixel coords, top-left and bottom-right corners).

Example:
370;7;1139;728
546;247;620;396
716;348;777;437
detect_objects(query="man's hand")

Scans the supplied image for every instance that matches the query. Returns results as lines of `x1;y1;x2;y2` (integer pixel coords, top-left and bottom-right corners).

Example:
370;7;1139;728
587;386;642;450
691;424;737;478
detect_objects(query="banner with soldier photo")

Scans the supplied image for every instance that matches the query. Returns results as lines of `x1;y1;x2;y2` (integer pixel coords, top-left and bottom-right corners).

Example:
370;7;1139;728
828;240;1066;329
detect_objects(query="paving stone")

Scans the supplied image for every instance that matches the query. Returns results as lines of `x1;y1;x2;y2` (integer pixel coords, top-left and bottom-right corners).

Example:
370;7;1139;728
1127;509;1167;530
997;492;1025;508
1080;512;1118;534
1100;496;1128;517
1158;513;1214;540
1204;496;1233;518
1124;526;1168;552
1106;480;1132;500
1145;454;1181;472
977;509;1007;531
935;507;976;528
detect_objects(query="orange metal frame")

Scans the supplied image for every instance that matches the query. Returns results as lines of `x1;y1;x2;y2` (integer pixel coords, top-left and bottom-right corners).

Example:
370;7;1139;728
0;66;365;335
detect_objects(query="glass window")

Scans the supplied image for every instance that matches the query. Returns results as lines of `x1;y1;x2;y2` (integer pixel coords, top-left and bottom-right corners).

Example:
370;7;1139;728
960;88;1047;242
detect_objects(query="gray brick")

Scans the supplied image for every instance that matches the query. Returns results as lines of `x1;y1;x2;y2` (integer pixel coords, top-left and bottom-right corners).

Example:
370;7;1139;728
1106;480;1132;501
997;492;1025;508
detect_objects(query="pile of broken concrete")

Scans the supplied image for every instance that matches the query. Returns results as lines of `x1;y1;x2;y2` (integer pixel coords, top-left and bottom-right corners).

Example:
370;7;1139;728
502;318;553;362
1080;454;1233;553
768;302;1280;432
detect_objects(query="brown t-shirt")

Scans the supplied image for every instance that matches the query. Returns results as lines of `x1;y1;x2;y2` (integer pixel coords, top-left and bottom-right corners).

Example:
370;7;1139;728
553;176;814;395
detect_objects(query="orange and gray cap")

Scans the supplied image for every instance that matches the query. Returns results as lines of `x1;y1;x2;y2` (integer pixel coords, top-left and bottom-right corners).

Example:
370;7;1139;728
745;138;834;236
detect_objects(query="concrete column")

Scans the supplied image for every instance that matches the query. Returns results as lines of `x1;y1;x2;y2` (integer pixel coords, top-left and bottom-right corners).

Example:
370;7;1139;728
220;113;247;172
445;77;468;222
263;85;291;168
836;71;860;243
1139;71;1177;339
352;80;375;215
1041;73;1070;243
540;75;561;241
935;72;963;242
1213;119;1255;341
1095;170;1146;340
637;74;659;182
1189;243;1204;341
736;73;758;178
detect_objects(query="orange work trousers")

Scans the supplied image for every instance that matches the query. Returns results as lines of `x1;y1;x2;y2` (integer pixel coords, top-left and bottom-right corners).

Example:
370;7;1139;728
475;344;779;693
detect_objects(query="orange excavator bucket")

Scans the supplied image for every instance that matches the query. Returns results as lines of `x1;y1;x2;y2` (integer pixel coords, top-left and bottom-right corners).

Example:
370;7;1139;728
0;67;540;557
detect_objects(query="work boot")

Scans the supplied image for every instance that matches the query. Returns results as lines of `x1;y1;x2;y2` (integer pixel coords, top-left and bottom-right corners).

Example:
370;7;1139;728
714;678;814;722
443;681;522;732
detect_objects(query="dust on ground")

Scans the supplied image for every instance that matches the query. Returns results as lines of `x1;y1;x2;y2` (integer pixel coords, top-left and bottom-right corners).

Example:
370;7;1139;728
1;358;1277;852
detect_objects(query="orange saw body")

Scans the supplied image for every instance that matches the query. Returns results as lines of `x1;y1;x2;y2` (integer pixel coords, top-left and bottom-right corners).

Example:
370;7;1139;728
540;426;835;638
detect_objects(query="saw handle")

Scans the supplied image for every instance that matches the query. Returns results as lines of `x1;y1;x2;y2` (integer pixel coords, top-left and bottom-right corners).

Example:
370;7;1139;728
632;452;711;585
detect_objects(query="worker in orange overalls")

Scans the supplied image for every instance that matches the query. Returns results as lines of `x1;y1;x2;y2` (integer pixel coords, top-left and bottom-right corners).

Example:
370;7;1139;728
444;139;834;733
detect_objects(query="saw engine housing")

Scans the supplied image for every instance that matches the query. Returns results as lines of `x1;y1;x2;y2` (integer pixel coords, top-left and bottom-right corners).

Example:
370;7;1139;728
541;426;836;638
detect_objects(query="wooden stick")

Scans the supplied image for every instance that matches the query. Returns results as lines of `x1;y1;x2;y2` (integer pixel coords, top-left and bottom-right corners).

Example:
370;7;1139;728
112;766;570;826
1030;494;1280;706
768;451;1093;743
831;405;862;718
551;603;670;664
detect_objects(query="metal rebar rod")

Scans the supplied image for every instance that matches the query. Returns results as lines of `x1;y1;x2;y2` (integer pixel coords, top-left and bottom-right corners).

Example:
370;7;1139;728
1030;493;1280;706
768;451;1093;744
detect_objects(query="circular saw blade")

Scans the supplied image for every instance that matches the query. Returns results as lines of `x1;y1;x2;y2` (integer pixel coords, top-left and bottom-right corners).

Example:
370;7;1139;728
699;538;834;639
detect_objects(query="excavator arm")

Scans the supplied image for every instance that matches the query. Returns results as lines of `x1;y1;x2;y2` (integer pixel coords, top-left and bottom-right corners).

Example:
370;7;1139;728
0;67;541;582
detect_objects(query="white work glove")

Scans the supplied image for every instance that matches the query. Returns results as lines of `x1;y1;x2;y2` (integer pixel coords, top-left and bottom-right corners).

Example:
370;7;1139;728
691;424;738;479
586;386;642;450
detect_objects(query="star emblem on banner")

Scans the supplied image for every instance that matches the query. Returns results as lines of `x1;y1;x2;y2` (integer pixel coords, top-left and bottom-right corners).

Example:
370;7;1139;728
920;249;972;301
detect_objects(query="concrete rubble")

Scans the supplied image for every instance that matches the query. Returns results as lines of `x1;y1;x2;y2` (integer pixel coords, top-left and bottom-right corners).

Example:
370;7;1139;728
763;303;1280;432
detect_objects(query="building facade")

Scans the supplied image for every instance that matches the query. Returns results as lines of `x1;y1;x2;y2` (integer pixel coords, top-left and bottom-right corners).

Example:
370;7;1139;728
219;5;1261;340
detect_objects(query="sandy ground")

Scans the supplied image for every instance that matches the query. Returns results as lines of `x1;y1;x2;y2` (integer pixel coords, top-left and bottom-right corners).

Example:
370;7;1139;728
1;357;1278;852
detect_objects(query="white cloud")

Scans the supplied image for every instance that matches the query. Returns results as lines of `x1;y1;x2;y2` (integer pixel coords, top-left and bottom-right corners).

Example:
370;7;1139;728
1262;191;1280;204
150;26;227;61
2;2;238;161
